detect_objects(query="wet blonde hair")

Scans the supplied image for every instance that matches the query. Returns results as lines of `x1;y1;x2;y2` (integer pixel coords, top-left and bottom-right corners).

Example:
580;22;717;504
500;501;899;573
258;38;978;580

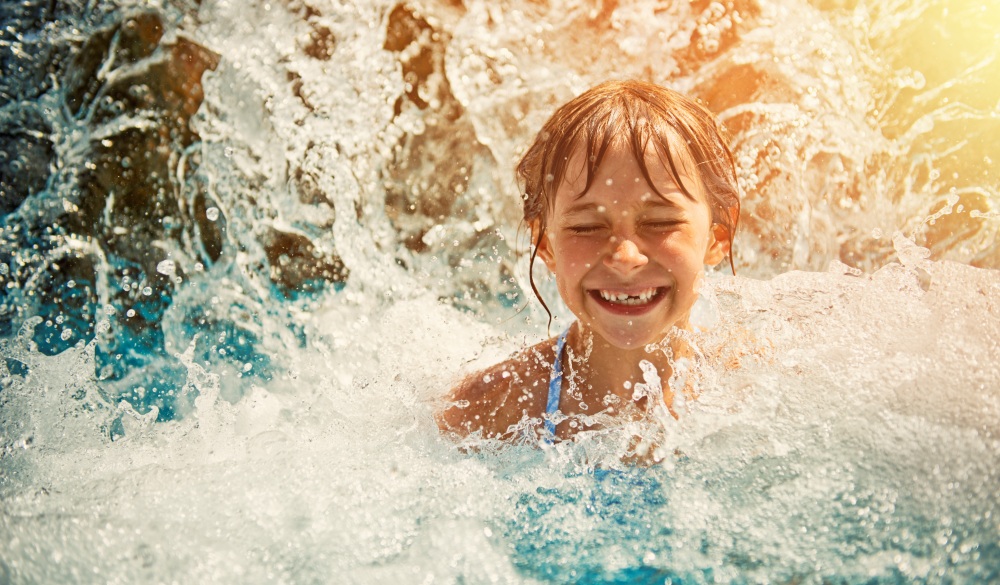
516;79;741;319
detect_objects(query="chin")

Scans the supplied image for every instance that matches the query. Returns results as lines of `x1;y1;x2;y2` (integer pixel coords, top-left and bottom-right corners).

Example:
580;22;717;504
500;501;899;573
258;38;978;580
596;325;673;351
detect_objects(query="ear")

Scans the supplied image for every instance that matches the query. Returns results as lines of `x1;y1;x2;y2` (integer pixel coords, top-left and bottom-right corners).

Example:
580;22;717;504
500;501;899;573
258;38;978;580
530;220;556;271
703;223;731;266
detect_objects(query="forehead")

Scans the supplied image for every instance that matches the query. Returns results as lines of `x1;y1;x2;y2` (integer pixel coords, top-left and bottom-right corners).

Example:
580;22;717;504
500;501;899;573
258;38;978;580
555;136;703;202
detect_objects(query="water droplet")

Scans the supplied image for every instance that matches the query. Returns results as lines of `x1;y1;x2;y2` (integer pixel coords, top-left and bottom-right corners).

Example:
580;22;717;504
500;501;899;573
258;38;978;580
206;207;220;221
60;328;73;341
156;260;176;276
142;286;153;296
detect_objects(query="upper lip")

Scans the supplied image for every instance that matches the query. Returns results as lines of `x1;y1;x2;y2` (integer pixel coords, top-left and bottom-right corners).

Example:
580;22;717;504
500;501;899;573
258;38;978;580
588;285;671;304
586;284;669;295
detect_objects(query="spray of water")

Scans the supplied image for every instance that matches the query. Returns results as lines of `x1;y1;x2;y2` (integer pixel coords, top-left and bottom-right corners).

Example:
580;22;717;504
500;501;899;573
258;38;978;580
1;0;998;582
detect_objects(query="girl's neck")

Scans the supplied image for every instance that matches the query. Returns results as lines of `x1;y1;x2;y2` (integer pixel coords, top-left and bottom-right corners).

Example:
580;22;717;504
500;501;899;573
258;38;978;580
562;322;686;409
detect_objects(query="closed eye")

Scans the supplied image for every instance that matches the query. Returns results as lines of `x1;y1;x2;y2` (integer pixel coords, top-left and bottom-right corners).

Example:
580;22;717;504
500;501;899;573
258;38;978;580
641;220;684;230
566;224;606;234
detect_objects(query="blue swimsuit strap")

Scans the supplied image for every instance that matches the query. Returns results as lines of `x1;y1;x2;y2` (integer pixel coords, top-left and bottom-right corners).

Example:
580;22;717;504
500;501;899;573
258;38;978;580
544;327;571;441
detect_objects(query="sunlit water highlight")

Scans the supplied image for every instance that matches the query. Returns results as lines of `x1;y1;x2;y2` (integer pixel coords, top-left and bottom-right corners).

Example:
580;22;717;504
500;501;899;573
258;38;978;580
1;0;998;583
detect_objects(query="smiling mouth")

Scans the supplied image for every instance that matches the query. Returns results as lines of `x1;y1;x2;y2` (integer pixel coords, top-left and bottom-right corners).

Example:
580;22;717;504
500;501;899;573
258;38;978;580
590;287;668;310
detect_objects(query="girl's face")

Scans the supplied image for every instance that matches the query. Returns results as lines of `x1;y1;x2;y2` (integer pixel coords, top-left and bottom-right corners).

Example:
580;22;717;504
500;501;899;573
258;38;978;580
536;141;729;350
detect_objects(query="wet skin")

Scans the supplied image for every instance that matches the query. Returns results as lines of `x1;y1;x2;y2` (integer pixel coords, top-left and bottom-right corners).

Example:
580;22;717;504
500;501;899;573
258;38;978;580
535;142;729;352
442;142;729;442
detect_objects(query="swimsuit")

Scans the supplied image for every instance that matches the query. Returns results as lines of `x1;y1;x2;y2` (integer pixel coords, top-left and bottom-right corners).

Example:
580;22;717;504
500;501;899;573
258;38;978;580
543;327;571;443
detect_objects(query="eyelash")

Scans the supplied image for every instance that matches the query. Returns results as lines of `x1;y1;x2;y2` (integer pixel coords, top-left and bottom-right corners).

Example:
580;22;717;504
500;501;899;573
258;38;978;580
566;225;605;234
565;220;682;236
642;220;683;230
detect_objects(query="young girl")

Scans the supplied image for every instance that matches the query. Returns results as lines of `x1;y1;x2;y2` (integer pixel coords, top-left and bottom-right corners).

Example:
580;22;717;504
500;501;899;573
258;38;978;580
440;79;740;447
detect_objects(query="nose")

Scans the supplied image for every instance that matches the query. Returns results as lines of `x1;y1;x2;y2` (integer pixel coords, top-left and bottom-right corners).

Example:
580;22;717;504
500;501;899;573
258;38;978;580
604;237;648;273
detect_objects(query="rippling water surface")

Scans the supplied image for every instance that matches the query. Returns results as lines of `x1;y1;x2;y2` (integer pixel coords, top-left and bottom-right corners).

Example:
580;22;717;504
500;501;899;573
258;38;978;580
1;0;998;583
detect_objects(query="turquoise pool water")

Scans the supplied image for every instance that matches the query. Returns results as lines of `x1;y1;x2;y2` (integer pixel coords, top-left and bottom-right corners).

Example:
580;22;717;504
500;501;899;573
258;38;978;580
1;0;998;582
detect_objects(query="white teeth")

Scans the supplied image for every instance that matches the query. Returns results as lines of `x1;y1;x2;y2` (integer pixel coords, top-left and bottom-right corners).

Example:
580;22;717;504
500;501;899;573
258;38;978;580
598;288;658;305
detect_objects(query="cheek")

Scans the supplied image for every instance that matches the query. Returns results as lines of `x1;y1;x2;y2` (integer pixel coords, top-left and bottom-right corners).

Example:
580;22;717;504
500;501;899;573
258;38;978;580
655;235;698;260
664;227;711;257
558;239;602;266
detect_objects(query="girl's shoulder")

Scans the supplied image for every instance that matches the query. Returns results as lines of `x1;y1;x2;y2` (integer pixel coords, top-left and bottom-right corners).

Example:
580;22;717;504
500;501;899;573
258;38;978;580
438;337;559;441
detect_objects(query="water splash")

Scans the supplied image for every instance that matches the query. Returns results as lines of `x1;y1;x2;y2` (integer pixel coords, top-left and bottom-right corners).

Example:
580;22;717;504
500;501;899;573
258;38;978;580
1;0;999;582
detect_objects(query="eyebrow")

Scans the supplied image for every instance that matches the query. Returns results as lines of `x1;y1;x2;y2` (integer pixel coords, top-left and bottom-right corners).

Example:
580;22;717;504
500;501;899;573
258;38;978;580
562;194;684;216
562;202;602;216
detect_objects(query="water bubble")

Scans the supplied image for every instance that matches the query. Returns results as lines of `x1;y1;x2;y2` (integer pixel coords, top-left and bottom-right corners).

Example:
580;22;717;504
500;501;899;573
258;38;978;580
126;309;136;318
893;232;931;268
142;287;153;296
0;263;9;276
67;280;76;288
206;207;220;221
156;260;176;276
60;328;72;341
